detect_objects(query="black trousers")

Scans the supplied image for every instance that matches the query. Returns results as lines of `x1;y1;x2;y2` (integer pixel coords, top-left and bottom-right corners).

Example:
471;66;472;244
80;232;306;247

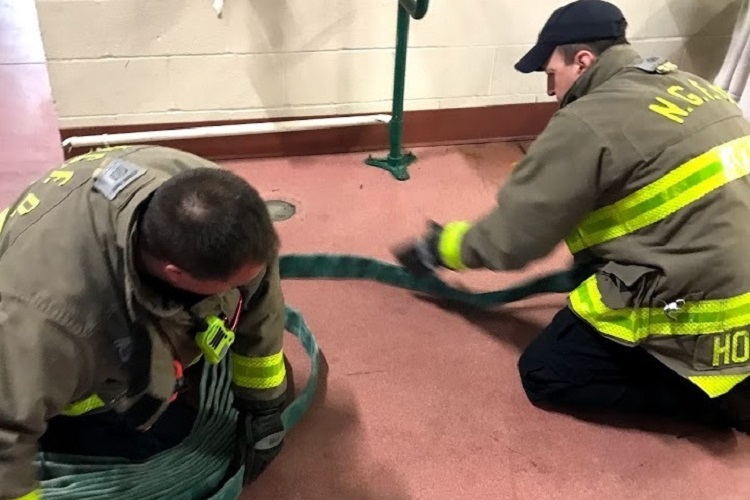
38;398;197;461
517;307;750;430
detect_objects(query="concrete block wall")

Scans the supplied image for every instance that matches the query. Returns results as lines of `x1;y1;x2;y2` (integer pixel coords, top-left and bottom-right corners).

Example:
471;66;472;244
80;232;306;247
36;0;743;128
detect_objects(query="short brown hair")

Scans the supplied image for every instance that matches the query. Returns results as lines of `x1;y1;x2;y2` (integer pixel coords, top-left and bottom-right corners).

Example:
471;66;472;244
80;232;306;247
140;168;279;280
558;36;630;64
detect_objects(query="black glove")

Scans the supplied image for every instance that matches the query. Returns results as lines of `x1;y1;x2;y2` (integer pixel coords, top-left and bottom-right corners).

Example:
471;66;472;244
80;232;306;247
240;409;285;484
392;221;445;277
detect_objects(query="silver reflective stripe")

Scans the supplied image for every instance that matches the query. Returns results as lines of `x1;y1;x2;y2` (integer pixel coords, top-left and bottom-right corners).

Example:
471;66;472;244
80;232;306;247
253;430;286;451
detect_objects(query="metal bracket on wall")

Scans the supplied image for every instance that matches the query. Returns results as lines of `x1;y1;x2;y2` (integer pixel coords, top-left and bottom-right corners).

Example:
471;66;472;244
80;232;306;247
364;0;430;181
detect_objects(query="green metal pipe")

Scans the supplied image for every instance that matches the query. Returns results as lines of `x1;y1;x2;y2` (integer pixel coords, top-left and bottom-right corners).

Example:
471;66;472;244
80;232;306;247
363;0;430;180
399;0;429;19
388;3;411;159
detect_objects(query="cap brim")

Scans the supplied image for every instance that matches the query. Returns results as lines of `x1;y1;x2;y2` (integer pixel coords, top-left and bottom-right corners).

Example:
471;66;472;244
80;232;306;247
515;42;556;73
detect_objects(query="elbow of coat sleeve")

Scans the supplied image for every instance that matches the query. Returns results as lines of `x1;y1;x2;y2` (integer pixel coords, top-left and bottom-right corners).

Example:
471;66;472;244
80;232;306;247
11;487;42;500
0;438;42;500
0;299;94;500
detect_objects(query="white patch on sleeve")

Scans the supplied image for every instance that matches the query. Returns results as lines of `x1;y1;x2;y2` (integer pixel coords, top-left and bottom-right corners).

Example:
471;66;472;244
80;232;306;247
93;159;147;200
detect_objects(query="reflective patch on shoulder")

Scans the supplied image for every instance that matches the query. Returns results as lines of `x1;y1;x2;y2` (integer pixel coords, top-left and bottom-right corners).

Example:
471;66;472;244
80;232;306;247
93;159;147;200
635;56;677;74
635;56;665;73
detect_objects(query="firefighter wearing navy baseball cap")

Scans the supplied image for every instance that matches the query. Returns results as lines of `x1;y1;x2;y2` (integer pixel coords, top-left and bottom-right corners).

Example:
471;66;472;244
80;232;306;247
393;0;750;433
514;0;628;74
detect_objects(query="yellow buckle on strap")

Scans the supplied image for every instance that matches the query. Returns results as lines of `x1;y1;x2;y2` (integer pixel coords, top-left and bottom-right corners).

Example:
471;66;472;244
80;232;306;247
61;394;106;416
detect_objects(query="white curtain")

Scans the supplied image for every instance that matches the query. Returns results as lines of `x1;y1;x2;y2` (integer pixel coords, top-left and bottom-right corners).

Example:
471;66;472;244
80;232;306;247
714;0;750;117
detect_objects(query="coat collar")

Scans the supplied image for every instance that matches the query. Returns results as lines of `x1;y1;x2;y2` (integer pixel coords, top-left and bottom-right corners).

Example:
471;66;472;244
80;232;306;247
560;44;642;108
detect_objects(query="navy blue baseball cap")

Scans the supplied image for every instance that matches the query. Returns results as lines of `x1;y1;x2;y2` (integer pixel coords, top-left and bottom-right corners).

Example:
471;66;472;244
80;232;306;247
515;0;627;73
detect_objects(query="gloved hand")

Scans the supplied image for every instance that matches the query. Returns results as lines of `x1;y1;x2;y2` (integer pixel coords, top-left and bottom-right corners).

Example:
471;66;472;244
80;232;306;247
391;221;445;277
240;409;285;484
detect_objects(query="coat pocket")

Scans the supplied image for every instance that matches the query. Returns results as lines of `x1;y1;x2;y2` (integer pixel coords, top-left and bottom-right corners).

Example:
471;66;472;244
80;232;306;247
598;262;662;309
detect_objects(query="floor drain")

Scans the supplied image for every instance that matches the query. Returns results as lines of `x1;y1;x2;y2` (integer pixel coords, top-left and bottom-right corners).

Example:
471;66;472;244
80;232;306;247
265;199;296;222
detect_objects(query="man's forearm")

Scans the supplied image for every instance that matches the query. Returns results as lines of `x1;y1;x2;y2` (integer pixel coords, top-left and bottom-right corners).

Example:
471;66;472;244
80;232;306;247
457;210;538;271
405;214;536;273
231;255;288;408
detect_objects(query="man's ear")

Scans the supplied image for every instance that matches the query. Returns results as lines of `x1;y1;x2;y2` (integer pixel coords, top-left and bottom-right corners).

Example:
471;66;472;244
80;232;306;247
163;263;187;283
576;50;597;73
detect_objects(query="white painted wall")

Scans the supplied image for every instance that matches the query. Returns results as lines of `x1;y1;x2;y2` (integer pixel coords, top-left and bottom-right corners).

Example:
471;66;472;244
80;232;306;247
36;0;742;128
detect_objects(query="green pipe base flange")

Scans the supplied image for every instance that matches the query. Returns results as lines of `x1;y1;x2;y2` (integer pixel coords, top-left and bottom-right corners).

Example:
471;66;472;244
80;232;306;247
364;152;416;181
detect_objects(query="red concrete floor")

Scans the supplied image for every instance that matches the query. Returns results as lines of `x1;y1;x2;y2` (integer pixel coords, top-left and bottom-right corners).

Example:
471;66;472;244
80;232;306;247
0;0;63;206
227;145;750;500
3;2;750;499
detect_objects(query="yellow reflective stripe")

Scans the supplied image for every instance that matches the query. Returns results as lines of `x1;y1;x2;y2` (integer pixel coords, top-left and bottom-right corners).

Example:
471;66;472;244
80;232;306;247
437;221;472;270
569;275;750;342
231;351;286;390
571;276;750;397
0;207;8;232
60;394;106;416
12;488;41;500
566;135;750;253
688;373;750;398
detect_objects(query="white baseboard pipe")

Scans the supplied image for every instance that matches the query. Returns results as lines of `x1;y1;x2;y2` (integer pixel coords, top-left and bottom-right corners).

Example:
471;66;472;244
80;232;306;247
61;114;392;149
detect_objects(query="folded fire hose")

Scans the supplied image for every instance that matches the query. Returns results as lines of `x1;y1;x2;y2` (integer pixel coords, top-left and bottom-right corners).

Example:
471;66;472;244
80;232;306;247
35;253;582;500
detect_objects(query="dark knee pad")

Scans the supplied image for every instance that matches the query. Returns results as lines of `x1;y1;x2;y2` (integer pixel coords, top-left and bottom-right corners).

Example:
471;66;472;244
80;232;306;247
517;307;609;406
517;345;556;405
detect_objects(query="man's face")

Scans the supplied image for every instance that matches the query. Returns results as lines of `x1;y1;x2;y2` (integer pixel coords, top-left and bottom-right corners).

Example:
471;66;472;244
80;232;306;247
543;47;595;102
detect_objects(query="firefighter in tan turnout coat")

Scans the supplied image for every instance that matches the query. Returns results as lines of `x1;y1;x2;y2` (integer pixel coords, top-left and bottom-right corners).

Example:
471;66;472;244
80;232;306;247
395;0;750;431
0;145;288;500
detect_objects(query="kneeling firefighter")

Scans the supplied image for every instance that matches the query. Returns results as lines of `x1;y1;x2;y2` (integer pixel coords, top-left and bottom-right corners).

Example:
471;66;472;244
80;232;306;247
0;145;288;499
394;0;750;431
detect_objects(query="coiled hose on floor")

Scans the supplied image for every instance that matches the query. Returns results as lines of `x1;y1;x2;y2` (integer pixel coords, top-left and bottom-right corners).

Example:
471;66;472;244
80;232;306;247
36;253;581;500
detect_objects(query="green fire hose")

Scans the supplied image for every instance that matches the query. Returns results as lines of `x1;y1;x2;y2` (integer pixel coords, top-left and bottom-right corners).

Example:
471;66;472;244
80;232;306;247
36;253;582;500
